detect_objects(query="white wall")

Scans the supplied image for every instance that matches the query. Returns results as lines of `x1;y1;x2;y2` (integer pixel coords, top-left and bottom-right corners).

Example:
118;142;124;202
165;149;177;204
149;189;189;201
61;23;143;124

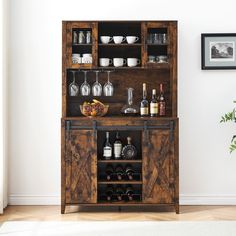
1;0;9;212
8;0;236;205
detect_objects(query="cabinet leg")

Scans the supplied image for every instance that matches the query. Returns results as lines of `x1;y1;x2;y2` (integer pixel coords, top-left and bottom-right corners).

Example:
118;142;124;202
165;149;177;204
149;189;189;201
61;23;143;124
61;204;66;214
118;206;121;212
175;204;179;214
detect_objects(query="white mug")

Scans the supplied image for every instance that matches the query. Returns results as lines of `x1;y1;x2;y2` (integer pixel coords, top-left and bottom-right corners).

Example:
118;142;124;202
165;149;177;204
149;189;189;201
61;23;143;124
72;54;82;64
113;58;127;67
127;58;140;67
126;36;139;44
100;36;113;44
99;58;112;67
82;53;92;58
113;36;126;44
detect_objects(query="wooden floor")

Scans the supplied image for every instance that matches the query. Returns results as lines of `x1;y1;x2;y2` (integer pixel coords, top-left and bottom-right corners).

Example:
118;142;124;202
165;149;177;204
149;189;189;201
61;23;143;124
0;205;236;222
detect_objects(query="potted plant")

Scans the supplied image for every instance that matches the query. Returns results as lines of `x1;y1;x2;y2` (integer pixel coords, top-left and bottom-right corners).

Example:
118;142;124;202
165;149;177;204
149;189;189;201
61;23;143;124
221;101;236;153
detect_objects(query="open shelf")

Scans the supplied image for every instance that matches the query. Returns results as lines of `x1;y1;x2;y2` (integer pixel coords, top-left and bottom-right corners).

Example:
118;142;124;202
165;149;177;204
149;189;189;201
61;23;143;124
98;160;142;163
147;43;169;46
72;43;93;46
98;181;142;185
98;43;142;47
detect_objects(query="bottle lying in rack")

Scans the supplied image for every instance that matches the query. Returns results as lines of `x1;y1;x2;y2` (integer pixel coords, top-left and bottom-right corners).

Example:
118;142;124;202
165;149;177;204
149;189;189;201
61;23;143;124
105;185;114;201
105;165;114;181
115;185;125;201
125;185;134;201
115;165;124;180
122;137;137;160
125;164;135;180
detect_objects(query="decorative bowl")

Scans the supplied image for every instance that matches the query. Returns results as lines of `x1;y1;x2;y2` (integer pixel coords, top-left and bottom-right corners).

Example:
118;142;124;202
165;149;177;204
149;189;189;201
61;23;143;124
80;104;109;117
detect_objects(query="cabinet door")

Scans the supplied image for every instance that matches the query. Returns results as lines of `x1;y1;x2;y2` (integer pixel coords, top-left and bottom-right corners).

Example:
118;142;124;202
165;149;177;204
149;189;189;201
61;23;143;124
142;22;172;68
66;22;98;69
65;129;97;204
142;129;175;203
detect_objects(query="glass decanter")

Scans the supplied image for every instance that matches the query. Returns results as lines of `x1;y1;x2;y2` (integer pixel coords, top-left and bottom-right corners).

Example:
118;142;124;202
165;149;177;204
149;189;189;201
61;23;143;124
80;71;91;96
103;71;114;96
69;71;79;96
121;88;139;115
92;71;102;96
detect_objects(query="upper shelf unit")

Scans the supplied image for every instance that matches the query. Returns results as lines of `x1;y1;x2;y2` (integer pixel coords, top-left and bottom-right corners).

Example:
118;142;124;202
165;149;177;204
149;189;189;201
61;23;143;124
64;21;176;70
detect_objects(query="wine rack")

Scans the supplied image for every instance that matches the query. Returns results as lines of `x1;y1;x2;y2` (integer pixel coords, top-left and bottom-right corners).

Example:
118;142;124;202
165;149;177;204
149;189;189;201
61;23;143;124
98;184;142;203
97;130;142;203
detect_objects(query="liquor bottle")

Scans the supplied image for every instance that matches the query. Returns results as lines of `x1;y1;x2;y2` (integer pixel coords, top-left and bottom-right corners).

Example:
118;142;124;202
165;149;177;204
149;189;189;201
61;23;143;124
105;165;114;181
140;83;149;116
114;132;122;159
115;165;124;180
103;132;112;160
150;89;158;117
122;137;137;160
158;83;166;116
125;164;135;180
105;185;114;201
125;185;134;201
115;185;124;201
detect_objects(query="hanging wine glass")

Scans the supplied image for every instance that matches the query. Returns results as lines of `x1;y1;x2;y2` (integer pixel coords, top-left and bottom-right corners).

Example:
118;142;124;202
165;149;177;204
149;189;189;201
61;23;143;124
69;71;79;96
92;70;102;96
80;70;91;96
103;70;114;96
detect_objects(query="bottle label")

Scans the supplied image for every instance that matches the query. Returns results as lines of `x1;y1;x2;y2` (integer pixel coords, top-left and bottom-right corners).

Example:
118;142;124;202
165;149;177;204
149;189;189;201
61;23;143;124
103;148;112;157
150;103;158;114
140;107;149;115
159;102;166;116
114;143;122;158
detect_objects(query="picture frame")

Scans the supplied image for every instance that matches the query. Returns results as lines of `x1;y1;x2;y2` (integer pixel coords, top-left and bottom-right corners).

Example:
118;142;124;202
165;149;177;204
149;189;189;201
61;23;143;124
201;33;236;70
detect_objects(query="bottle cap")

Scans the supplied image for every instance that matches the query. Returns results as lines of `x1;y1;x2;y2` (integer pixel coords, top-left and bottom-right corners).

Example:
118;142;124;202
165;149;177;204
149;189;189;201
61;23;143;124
160;83;163;91
127;136;132;143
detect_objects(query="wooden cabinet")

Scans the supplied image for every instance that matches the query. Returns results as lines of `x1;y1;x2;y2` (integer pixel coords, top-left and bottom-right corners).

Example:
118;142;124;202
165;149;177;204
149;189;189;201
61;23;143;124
63;127;97;206
142;129;175;204
61;21;179;214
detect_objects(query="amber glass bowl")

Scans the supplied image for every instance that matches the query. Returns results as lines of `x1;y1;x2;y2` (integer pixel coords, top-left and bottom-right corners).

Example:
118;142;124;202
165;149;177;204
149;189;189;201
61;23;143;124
80;105;109;117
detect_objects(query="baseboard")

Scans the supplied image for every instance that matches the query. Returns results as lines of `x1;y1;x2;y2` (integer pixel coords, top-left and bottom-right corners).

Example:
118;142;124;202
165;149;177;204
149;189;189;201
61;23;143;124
8;194;236;205
180;194;236;205
8;195;60;205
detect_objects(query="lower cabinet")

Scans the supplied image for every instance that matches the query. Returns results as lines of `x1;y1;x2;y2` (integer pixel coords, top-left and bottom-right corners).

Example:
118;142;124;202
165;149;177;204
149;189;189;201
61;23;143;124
64;129;97;204
61;118;178;213
142;129;175;204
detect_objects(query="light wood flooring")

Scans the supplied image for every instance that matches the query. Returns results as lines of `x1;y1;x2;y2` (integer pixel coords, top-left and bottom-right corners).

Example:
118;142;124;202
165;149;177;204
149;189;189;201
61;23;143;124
0;205;236;222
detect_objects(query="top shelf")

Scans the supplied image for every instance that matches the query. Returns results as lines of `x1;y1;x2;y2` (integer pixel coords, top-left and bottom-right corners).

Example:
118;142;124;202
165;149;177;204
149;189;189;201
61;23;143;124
98;43;142;47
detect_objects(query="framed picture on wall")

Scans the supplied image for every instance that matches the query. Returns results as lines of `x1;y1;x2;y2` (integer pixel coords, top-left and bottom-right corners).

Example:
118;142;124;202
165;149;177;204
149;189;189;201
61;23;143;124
201;33;236;70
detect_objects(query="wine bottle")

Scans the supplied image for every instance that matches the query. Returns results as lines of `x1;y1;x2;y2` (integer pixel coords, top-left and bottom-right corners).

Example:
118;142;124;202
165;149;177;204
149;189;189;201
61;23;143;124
115;185;124;201
158;83;166;116
150;89;158;117
115;165;124;180
103;132;112;160
105;165;114;181
140;83;149;116
122;137;137;160
114;132;122;159
105;185;114;201
125;164;135;180
125;185;134;201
